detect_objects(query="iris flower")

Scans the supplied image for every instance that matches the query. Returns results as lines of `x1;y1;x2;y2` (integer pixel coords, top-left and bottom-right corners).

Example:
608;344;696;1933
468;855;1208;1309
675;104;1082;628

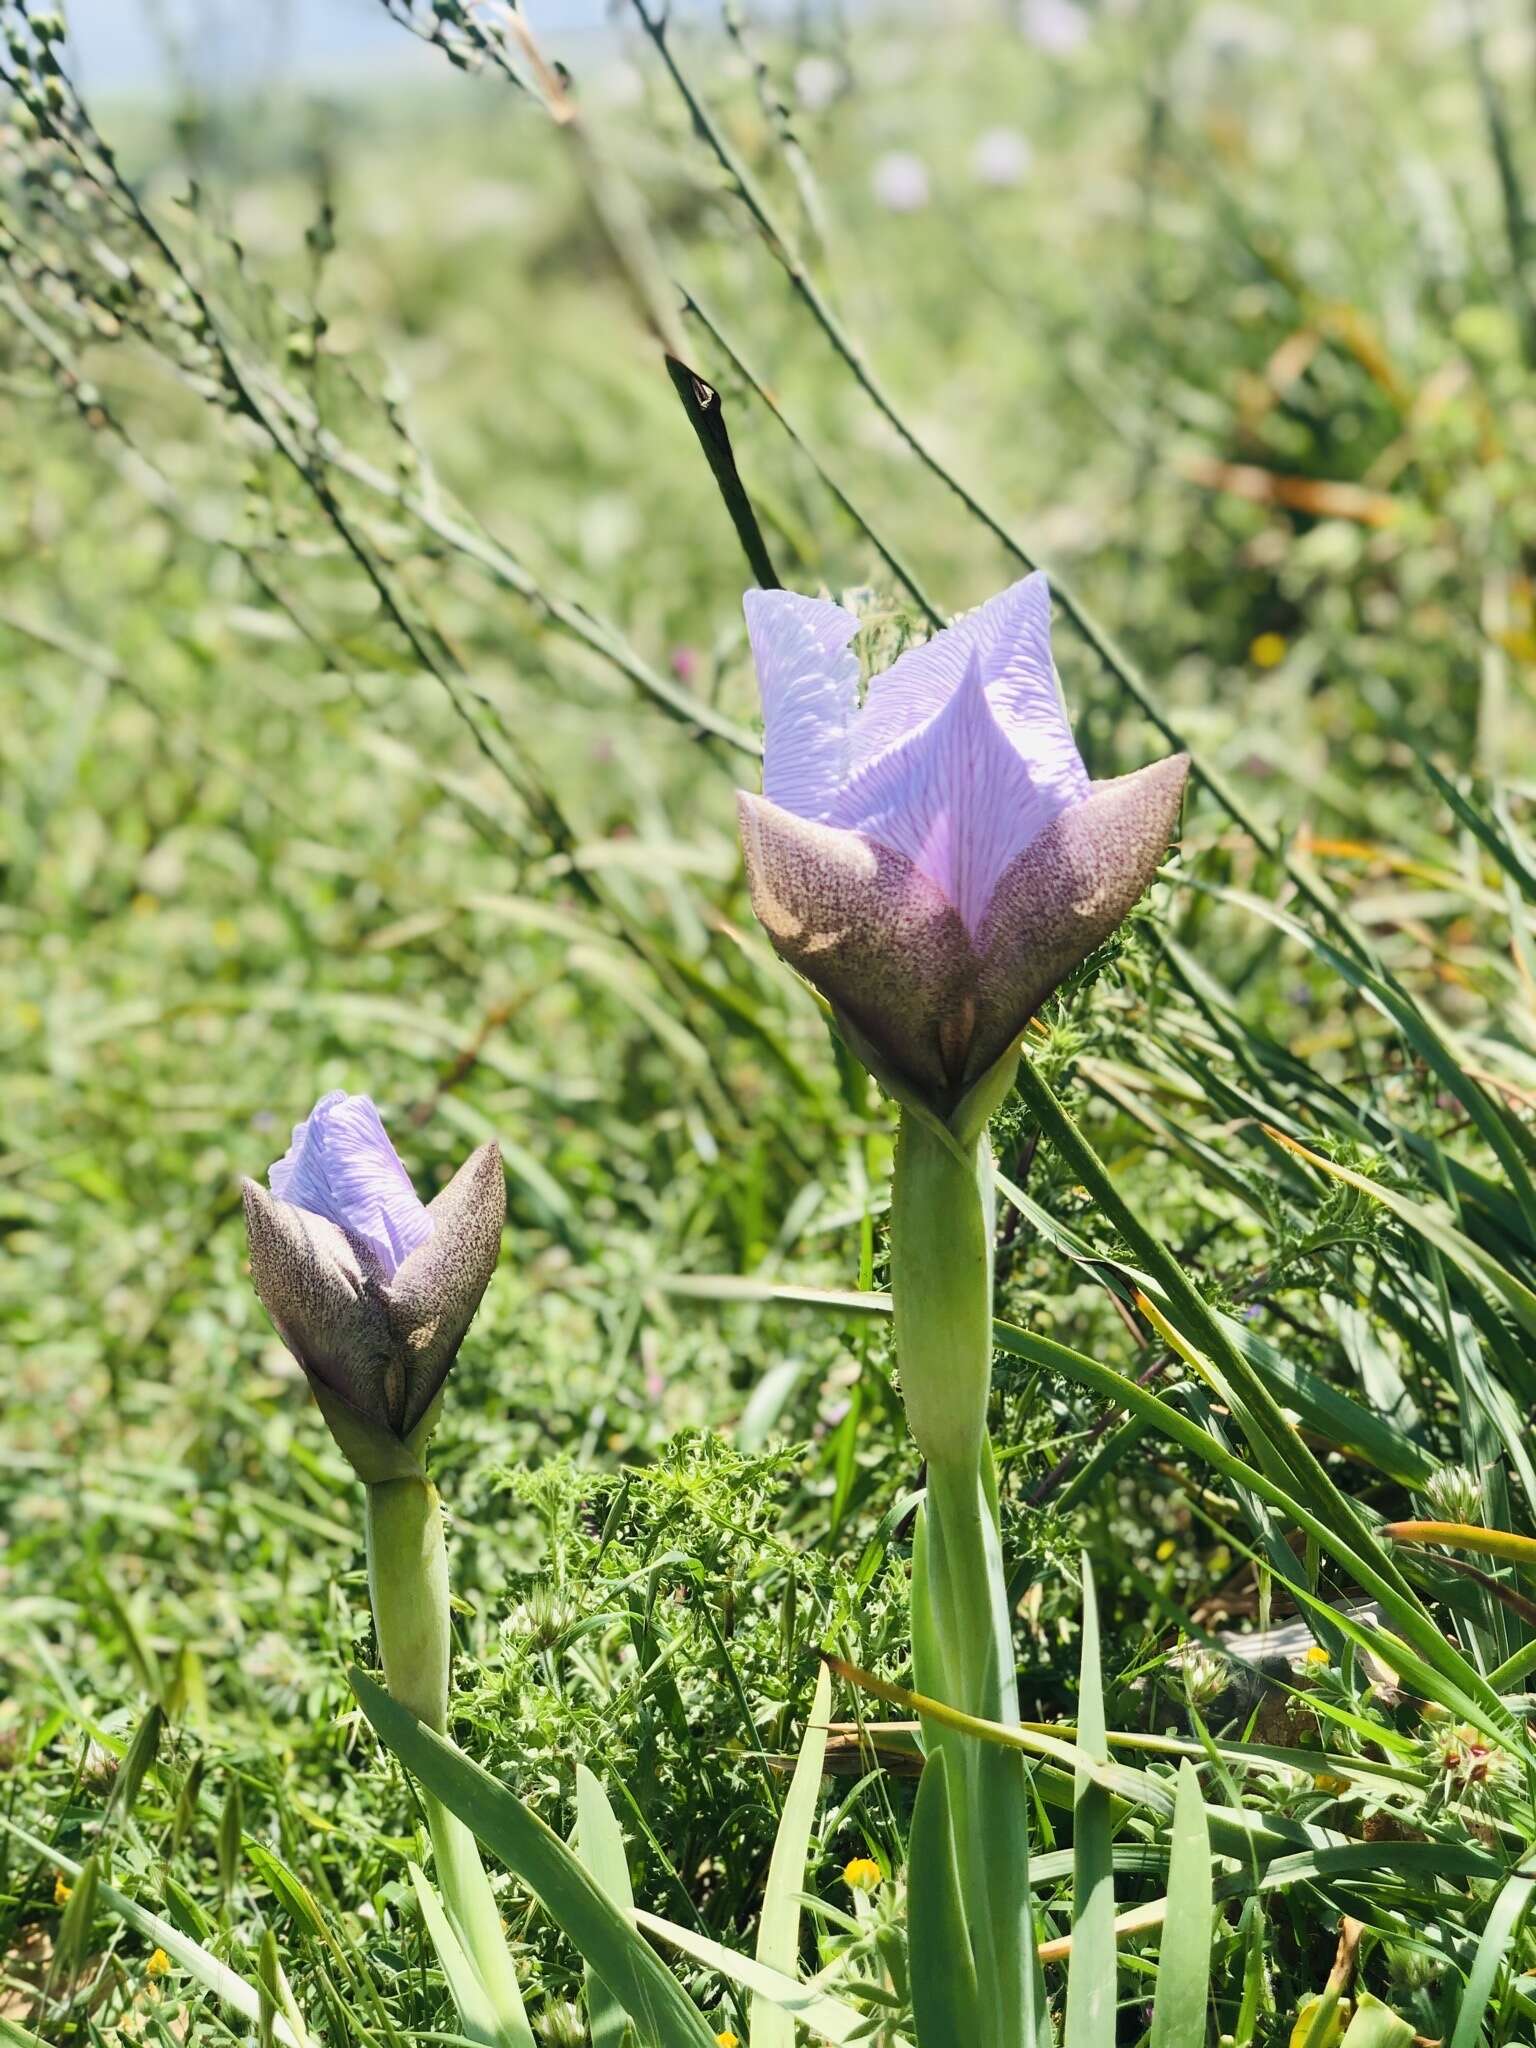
737;573;1188;1108
242;1092;505;1478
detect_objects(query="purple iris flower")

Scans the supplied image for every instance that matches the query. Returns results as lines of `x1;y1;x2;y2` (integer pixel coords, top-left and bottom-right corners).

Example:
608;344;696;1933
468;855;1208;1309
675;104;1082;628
269;1092;434;1280
737;573;1188;1106
242;1093;505;1476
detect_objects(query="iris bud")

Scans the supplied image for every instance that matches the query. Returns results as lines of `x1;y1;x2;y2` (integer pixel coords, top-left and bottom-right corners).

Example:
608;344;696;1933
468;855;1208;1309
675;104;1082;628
242;1092;505;1481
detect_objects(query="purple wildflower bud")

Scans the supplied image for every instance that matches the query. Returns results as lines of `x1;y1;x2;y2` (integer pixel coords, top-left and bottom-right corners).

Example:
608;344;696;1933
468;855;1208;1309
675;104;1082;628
736;574;1188;1112
670;644;700;683
268;1092;433;1280
241;1093;506;1480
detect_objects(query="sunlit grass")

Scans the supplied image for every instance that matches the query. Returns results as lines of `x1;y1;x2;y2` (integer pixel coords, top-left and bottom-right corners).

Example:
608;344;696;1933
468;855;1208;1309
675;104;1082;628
5;0;1536;2040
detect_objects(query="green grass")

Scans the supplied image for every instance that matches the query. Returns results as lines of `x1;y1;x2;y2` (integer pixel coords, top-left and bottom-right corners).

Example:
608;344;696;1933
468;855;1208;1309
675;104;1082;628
5;0;1536;2041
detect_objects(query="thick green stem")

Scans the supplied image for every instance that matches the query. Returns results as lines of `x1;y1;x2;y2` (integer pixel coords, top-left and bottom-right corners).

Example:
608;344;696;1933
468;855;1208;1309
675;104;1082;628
890;1110;994;1472
891;1109;1043;2048
366;1477;451;1730
364;1479;532;2048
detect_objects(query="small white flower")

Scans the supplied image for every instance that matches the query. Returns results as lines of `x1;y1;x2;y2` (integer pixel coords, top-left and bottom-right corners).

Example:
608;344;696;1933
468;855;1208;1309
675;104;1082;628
1188;2;1291;61
793;54;842;112
871;150;930;214
971;127;1033;189
1423;1464;1484;1527
594;60;645;110
1019;0;1091;55
1327;26;1375;72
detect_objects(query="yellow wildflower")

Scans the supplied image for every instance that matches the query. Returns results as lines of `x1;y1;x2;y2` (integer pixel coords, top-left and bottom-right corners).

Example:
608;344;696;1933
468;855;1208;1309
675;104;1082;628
1249;631;1287;669
146;1948;172;1978
1304;1645;1330;1666
54;1874;72;1906
716;2034;740;2048
843;1856;881;1893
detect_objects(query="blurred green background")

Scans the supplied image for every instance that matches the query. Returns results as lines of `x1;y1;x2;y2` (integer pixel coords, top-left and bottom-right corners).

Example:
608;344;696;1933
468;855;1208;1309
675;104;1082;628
5;0;1536;2039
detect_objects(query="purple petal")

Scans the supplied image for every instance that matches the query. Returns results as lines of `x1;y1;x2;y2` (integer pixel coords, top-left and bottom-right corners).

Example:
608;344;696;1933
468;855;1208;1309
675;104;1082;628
269;1091;432;1281
849;574;1084;801
744;588;860;823
833;646;1083;938
976;573;1080;764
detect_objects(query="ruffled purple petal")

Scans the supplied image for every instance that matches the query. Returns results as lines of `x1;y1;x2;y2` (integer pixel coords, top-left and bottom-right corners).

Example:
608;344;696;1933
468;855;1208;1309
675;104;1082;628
849;574;1085;804
744;588;860;823
833;646;1083;938
269;1091;432;1281
975;573;1082;768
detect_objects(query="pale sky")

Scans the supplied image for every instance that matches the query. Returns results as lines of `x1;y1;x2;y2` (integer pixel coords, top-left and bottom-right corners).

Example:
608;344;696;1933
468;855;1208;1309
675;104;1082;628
62;0;614;93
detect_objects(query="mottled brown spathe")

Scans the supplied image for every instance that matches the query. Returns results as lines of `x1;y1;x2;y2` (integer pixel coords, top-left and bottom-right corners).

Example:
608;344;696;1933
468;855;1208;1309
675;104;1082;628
242;1140;506;1445
739;753;1188;1105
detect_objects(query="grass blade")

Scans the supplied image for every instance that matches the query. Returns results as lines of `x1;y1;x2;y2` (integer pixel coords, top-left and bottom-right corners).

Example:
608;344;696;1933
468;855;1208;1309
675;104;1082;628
575;1766;640;2048
907;1747;980;2048
634;1910;900;2044
0;1819;314;2048
751;1662;831;2048
1064;1556;1115;2048
1149;1762;1213;2048
1448;1872;1536;2048
349;1668;718;2048
410;1862;505;2048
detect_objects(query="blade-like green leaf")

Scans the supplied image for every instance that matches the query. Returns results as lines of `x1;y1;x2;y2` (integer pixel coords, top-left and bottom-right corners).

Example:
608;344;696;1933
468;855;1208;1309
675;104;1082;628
1267;1127;1536;1343
826;1654;1171;1811
984;1316;1509;1730
634;1908;901;2045
1149;1762;1213;2048
1210;885;1536;1234
907;1747;980;2048
671;1274;1502;1724
575;1766;639;2048
1064;1556;1114;2048
410;1862;504;2048
349;1668;718;2048
752;1663;831;2048
0;1819;313;2048
1448;1872;1536;2048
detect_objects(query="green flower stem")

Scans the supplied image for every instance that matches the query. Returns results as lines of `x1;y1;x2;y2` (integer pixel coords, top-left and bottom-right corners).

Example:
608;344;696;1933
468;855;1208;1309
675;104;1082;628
891;1107;1044;2048
890;1108;994;1473
366;1477;451;1730
364;1478;533;2048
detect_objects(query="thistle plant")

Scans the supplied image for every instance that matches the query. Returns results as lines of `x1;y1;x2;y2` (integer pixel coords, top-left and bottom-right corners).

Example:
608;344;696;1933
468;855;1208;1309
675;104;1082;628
243;1093;532;2048
739;572;1188;2046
